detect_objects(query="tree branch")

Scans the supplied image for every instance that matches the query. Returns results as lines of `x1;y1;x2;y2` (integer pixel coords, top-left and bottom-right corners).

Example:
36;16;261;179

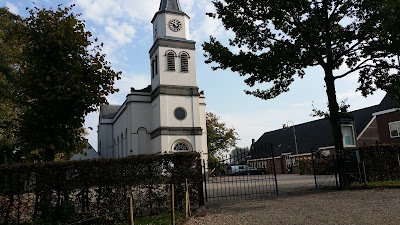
334;58;372;79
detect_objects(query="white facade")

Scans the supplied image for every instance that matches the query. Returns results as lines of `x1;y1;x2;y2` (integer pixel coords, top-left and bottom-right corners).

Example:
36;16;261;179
98;0;208;163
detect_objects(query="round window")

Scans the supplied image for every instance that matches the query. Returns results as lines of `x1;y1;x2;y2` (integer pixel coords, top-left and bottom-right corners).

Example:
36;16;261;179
174;107;186;120
174;142;189;151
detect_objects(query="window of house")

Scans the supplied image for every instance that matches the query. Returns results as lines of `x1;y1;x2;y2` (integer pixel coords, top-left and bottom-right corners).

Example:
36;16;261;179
166;50;176;71
341;125;356;147
179;52;189;72
389;121;400;138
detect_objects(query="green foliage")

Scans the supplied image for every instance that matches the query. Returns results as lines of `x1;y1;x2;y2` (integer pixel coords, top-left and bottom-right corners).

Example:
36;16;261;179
230;147;249;158
0;5;121;162
131;212;184;225
203;0;400;153
0;8;24;164
229;147;249;165
0;152;202;224
358;145;400;182
206;112;238;157
299;160;313;175
299;158;335;175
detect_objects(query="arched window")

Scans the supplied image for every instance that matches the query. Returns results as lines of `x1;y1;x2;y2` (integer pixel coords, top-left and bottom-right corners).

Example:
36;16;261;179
121;133;124;157
174;142;189;151
117;137;120;157
165;50;176;71
179;52;189;72
125;128;128;154
172;140;192;152
113;139;116;158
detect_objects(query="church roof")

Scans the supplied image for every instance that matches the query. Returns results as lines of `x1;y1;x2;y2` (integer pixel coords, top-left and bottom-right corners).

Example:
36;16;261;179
131;85;152;93
159;0;182;12
251;94;399;158
100;104;121;119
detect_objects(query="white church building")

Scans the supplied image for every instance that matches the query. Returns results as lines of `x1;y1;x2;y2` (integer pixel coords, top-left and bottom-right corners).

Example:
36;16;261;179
98;0;208;162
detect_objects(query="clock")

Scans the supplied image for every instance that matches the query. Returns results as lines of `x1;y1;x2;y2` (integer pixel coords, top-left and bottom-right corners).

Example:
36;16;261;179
168;19;182;32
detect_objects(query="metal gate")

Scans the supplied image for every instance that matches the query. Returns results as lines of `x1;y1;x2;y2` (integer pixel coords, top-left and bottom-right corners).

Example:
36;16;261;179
202;147;278;202
311;151;339;189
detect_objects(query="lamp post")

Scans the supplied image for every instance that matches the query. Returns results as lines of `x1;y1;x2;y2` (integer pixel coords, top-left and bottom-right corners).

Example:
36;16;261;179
283;121;299;166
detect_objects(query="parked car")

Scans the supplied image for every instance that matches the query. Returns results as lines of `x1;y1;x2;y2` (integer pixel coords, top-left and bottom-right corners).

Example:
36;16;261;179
228;165;267;175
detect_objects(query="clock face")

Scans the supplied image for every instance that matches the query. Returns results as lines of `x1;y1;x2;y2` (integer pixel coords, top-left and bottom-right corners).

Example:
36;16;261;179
168;19;182;32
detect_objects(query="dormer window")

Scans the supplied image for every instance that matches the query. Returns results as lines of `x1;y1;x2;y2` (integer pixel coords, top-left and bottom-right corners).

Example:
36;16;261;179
179;51;189;72
166;50;176;71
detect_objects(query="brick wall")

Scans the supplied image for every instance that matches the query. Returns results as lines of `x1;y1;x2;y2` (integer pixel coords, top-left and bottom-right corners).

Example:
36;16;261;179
376;111;400;144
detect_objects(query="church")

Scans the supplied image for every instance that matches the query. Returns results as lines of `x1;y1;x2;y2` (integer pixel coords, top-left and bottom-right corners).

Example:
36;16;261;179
97;0;208;163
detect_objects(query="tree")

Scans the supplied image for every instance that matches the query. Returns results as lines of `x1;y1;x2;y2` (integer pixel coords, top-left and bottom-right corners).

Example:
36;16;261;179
203;0;400;153
230;146;249;164
206;112;238;157
0;7;23;163
15;5;121;161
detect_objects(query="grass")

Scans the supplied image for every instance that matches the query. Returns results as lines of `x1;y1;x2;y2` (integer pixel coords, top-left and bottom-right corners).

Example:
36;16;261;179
351;179;400;188
364;180;400;187
121;211;185;225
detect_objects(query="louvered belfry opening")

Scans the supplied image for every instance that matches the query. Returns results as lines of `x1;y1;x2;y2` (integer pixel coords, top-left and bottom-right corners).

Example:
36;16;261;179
151;55;158;78
166;51;176;71
180;52;189;72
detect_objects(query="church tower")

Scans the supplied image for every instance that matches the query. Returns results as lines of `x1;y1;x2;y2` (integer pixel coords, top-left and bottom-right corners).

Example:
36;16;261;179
98;0;207;163
149;0;207;157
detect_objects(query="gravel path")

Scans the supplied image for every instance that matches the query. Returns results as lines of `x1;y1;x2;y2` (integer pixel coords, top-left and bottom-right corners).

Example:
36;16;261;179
187;189;400;225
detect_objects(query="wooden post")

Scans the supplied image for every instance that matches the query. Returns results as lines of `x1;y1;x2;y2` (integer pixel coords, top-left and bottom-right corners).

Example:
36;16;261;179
171;184;175;225
362;161;367;185
129;196;134;225
185;178;190;218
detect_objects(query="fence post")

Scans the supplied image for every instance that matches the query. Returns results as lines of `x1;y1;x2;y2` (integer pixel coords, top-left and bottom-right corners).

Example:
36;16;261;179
378;144;384;182
171;183;175;225
202;159;207;203
129;195;134;225
333;154;339;188
311;150;317;189
270;143;279;196
362;161;367;185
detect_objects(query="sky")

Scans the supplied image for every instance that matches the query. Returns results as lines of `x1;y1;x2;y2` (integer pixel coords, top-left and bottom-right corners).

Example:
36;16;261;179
2;0;387;150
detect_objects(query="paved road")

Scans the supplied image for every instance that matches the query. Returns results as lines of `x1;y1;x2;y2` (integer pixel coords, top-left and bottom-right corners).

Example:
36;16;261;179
188;188;400;225
205;174;337;202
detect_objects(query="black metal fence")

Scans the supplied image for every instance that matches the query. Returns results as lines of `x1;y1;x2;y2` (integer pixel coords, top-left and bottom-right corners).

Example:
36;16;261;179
311;152;339;189
203;148;278;202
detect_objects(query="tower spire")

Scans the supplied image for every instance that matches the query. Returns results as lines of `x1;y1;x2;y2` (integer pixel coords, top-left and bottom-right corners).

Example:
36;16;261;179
159;0;182;12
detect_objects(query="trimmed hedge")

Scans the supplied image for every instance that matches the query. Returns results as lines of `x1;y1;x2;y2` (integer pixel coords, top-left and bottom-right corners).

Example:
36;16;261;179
299;157;336;175
0;152;202;224
358;145;400;182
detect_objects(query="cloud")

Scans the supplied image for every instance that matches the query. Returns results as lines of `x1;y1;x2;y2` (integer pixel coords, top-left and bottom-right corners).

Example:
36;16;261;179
191;1;231;42
84;72;150;150
5;1;19;14
107;73;150;105
104;20;136;45
84;111;99;149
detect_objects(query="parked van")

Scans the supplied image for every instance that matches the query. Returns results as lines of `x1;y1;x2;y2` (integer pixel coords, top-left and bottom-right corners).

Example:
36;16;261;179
228;165;248;175
228;165;267;175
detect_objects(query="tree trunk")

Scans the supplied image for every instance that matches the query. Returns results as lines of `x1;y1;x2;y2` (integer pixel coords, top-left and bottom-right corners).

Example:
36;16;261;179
324;69;343;153
43;148;55;161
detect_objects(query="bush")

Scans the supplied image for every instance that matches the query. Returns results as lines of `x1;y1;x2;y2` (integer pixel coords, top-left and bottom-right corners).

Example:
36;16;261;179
0;152;202;224
358;145;400;182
